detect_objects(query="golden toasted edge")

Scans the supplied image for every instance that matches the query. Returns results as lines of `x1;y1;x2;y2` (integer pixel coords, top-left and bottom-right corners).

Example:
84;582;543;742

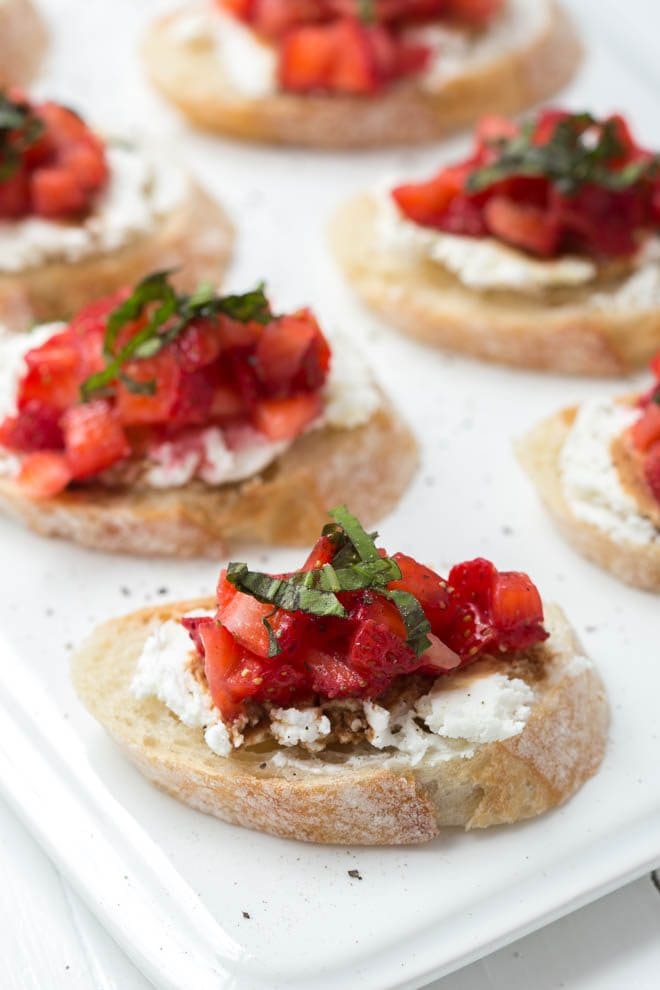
0;182;234;331
0;400;418;556
330;193;660;375
0;0;48;87
142;0;580;148
517;408;660;591
72;598;608;845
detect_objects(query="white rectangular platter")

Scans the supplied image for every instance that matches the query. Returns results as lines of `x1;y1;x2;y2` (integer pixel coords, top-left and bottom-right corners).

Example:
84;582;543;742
1;1;659;988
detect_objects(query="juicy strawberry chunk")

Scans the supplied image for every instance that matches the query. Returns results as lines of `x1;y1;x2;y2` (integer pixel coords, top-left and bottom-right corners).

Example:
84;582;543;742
20;341;81;411
63;142;108;192
476;114;519;145
483;196;561;257
491;571;544;630
0;401;63;452
444;0;504;24
62;399;130;478
253;392;322;440
175;319;224;373
218;588;275;658
348;618;418;695
306;651;368;699
17;451;72;498
302;534;337;570
0;168;30;217
255;311;330;395
644;442;660;503
389;552;453;628
392;165;471;227
31;167;88;218
200;621;246;721
631;403;660;452
115;353;181;425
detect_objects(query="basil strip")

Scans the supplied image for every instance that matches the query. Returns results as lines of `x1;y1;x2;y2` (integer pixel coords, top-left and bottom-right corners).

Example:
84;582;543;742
225;563;346;619
329;505;379;562
381;589;432;657
0;91;45;181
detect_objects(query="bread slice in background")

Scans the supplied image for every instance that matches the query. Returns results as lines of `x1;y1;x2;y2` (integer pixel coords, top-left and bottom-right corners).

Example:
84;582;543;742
0;0;47;87
330;194;660;376
0;400;417;556
0;182;233;332
72;598;608;845
518;408;660;590
142;0;580;148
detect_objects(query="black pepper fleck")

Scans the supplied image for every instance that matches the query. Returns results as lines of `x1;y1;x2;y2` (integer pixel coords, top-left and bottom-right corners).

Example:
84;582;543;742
242;911;251;919
348;869;362;880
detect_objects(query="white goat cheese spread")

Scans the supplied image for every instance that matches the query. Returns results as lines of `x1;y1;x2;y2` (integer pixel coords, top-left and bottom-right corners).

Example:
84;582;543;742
167;3;277;98
377;190;597;293
0;142;189;273
560;397;658;546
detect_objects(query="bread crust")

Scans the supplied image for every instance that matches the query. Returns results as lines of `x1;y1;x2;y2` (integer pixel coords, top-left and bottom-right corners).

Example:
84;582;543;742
0;0;47;87
330;193;660;375
72;599;608;845
0;401;417;556
517;407;660;590
142;1;580;148
0;182;234;331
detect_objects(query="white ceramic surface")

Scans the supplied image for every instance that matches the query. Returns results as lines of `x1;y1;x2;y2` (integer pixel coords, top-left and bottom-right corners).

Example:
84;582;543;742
2;1;659;988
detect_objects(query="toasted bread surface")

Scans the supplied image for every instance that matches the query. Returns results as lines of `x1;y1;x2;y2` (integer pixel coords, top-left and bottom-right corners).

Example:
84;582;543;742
0;182;233;331
0;401;417;556
142;0;580;148
517;407;660;590
0;0;47;86
72;599;608;845
330;194;660;375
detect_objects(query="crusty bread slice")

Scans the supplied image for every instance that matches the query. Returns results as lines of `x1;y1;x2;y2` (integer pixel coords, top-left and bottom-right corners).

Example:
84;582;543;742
517;407;660;590
0;182;233;331
142;0;579;148
0;0;47;87
72;598;608;845
330;194;660;376
0;401;417;556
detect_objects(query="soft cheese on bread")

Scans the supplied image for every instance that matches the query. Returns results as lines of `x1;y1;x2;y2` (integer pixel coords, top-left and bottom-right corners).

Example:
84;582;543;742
72;507;609;844
332;110;660;374
0;91;233;330
0;274;416;555
142;0;580;148
518;358;660;590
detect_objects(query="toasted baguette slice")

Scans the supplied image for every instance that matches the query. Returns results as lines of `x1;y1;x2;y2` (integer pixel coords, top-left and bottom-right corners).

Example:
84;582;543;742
517;408;660;590
142;0;580;148
72;599;608;845
0;0;47;86
0;402;417;556
330;193;660;376
0;182;233;331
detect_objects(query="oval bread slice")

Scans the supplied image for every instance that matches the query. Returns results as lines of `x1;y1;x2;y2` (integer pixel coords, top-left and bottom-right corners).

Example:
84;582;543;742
517;407;660;590
330;193;660;376
0;182;234;331
0;400;417;556
0;0;47;87
72;598;608;845
142;0;580;148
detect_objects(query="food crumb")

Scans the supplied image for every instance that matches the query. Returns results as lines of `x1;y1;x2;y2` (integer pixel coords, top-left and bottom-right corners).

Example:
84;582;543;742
242;911;251;919
348;869;362;881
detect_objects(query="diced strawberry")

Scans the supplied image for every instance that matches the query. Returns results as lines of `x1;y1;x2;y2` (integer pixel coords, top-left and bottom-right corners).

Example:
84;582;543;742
644;443;660;503
443;0;504;24
389;552;453;628
216;568;237;610
253;392;322;440
630;402;660;452
483;196;561;256
31;167;88;218
302;534;336;570
209;384;247;421
348;618;418;695
476;114;519;146
115;353;181;425
392;165;470;227
20;341;81;411
218;589;275;658
279;22;338;92
306;651;368;699
62;399;130;478
417;633;462;674
255;311;330;395
200;621;246;721
350;596;407;640
651;353;660;380
175;319;224;373
0;401;63;452
0;168;30;218
17;451;72;498
181;614;215;655
491;571;544;630
63;142;108;192
169;369;214;426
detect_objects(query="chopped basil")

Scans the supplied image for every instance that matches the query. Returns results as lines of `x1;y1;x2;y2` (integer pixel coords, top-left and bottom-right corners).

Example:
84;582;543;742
225;506;432;658
466;113;660;197
0;91;44;181
357;0;376;24
80;271;272;401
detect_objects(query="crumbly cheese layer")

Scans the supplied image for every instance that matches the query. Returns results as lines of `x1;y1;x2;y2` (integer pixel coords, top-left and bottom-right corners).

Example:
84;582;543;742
166;3;277;98
130;615;586;766
377;190;598;293
560;397;659;546
0;142;189;273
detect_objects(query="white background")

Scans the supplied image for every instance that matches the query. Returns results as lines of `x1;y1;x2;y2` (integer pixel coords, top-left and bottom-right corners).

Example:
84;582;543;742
2;0;660;987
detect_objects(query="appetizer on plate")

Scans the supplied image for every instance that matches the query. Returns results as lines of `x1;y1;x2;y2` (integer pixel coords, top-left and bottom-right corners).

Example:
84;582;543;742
0;0;47;86
518;354;660;591
143;0;580;148
0;90;233;330
332;109;660;374
73;506;608;845
0;273;416;555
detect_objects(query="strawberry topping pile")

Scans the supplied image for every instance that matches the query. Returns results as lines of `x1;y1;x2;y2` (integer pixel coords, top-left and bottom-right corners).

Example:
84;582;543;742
392;110;660;259
629;353;660;504
184;506;548;722
0;273;330;499
0;89;108;220
218;0;504;95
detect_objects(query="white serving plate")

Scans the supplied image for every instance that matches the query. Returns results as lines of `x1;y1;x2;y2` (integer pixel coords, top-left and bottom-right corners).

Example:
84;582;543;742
2;1;659;988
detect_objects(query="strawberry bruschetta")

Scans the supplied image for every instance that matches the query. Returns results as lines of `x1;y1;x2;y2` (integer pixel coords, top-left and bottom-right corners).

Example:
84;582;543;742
518;354;660;591
0;273;416;555
332;109;660;374
0;90;233;330
143;0;580;148
0;0;47;87
73;506;608;844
